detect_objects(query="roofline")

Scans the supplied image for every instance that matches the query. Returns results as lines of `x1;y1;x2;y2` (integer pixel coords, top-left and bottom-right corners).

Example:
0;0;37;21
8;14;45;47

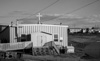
8;24;68;27
0;25;9;27
18;24;68;27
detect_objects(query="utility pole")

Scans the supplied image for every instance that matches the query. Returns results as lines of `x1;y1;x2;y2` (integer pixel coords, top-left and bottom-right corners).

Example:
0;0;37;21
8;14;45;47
16;19;19;42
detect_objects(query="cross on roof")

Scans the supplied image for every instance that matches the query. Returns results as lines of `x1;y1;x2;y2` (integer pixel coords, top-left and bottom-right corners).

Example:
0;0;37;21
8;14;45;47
36;13;42;24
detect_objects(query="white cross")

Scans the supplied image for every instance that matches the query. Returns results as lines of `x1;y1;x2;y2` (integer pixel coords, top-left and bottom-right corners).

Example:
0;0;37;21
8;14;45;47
36;13;42;24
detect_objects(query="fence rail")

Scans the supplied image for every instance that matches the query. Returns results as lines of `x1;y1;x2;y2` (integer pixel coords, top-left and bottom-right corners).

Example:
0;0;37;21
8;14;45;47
0;41;32;51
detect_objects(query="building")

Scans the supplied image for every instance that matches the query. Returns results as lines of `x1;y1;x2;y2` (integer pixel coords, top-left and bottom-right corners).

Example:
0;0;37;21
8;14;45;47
0;24;68;47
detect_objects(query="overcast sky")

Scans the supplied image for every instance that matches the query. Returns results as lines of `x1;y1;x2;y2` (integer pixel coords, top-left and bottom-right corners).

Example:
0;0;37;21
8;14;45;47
0;0;100;28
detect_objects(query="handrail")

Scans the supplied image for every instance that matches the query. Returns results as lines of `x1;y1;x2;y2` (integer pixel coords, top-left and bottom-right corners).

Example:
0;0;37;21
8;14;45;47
0;41;32;51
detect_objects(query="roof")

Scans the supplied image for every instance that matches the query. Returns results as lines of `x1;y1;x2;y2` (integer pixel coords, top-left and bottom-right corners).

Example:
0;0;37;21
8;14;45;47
41;31;52;35
18;24;68;28
32;31;52;35
0;23;68;28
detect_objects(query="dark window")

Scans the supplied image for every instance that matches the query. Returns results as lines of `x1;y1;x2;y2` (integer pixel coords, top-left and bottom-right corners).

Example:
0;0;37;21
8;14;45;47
54;34;58;41
54;34;58;38
21;34;27;42
54;39;58;41
27;34;31;41
21;34;31;42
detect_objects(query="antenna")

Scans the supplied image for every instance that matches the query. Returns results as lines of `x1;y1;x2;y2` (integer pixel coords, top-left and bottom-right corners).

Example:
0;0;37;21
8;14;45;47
11;21;13;27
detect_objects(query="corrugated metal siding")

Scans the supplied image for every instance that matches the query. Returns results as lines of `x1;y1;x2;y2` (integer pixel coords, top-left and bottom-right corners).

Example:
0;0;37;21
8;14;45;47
10;27;16;43
31;32;53;47
10;24;68;46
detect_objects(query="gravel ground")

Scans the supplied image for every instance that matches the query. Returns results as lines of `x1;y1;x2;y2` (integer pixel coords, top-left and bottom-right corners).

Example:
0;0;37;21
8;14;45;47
22;54;82;61
0;54;100;61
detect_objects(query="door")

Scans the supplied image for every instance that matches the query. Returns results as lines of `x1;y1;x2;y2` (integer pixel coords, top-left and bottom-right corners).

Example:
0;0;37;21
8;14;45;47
37;35;47;47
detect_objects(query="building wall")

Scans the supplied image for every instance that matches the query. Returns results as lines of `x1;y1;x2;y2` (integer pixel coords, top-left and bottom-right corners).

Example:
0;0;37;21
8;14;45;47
10;24;68;47
69;28;81;33
0;25;2;32
0;26;10;43
10;26;16;43
31;32;53;47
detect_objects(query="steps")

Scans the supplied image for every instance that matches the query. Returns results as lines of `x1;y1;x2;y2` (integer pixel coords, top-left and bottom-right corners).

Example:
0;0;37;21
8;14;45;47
43;41;60;54
31;41;60;56
32;46;59;56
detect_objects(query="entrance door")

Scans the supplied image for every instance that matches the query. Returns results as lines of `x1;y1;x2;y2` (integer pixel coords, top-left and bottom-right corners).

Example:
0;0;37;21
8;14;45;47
37;35;47;47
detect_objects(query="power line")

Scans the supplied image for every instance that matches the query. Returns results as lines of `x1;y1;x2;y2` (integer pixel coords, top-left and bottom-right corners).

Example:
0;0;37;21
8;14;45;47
19;0;60;20
19;0;99;23
65;0;99;14
34;0;60;15
49;0;99;21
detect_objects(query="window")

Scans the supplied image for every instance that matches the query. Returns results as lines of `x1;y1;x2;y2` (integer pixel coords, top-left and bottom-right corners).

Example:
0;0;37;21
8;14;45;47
54;34;58;41
27;34;31;41
21;34;31;42
21;34;27;42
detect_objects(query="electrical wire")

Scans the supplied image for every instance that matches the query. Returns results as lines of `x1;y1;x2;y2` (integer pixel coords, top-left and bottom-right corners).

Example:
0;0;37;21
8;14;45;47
51;0;99;20
65;0;99;14
19;0;99;23
19;0;60;20
34;0;60;15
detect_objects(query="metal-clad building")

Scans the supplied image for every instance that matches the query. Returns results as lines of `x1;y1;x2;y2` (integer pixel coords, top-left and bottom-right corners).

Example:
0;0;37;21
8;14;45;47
10;24;68;47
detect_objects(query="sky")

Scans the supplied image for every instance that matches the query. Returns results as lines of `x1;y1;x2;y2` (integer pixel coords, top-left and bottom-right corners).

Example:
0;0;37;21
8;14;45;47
0;0;100;28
